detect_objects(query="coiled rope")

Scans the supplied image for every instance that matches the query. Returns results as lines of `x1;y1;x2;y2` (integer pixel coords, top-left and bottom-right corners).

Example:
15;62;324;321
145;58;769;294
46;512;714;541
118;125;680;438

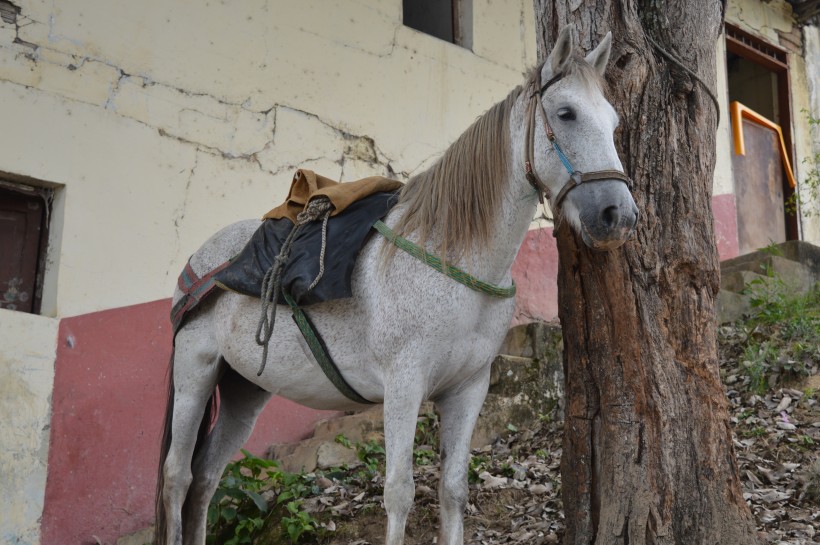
255;197;333;376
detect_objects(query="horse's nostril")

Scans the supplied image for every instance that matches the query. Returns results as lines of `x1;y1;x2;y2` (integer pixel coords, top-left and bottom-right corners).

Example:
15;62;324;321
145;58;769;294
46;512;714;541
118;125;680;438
601;205;620;229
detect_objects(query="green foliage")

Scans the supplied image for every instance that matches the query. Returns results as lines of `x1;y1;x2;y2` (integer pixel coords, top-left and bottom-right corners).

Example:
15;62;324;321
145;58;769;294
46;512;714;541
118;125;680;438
414;412;439;466
786;109;820;217
207;450;318;545
334;434;385;474
737;255;820;391
356;439;386;472
281;501;317;543
207;450;278;545
798;434;815;447
468;454;489;484
741;426;768;438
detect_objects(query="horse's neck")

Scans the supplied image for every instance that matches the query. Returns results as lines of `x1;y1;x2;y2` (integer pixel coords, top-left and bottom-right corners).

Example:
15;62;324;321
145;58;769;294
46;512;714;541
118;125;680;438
386;169;537;286
471;170;538;283
460;94;539;283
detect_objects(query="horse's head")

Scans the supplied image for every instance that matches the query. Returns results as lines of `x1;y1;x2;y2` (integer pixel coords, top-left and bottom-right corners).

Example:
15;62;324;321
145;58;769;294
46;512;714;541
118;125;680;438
524;25;638;251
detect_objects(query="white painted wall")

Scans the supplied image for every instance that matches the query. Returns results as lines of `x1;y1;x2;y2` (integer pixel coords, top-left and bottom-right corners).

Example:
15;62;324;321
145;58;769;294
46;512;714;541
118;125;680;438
797;25;820;242
0;2;536;542
0;309;58;545
0;0;537;318
714;35;736;197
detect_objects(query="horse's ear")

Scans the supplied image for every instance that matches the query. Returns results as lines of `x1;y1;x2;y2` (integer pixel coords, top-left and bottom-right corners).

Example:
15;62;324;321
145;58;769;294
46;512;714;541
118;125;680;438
543;24;575;80
585;31;612;76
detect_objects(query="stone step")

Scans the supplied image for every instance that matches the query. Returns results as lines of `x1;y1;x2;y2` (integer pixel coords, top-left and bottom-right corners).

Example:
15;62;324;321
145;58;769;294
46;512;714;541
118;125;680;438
311;406;389;443
721;240;820;275
716;242;820;323
716;289;752;324
720;270;767;294
722;254;816;291
499;321;563;360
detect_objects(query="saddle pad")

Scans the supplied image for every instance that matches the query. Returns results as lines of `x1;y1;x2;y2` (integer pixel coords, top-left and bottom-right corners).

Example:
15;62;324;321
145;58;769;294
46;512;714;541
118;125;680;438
213;190;400;306
170;259;231;334
266;169;403;223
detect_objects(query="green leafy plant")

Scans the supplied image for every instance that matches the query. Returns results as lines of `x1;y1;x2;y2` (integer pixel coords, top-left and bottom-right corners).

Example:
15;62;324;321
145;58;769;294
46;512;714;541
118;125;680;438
737;252;820;391
413;412;439;466
207;450;319;544
798;434;815;447
743;248;789;326
281;500;318;543
356;439;386;472
468;454;489;484
740;426;768;438
207;450;278;545
741;342;778;395
334;434;386;473
786;109;820;217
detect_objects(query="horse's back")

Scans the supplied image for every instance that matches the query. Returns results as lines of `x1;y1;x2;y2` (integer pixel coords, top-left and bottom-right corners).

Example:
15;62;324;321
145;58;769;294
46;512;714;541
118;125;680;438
172;219;260;305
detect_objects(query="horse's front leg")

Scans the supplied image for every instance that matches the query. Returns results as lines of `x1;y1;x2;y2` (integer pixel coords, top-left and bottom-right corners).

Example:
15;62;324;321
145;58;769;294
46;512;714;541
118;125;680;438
434;365;491;545
383;368;426;545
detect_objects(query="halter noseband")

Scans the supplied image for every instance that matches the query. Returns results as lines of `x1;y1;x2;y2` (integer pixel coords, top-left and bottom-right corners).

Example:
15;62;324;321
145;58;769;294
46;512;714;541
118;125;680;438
524;71;633;209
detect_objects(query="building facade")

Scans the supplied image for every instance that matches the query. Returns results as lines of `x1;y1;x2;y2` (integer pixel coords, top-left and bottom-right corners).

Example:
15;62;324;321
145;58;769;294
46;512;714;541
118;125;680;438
0;0;817;543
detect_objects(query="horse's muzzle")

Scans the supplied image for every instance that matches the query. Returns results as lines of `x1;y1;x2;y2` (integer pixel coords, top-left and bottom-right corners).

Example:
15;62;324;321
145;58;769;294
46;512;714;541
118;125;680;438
571;181;639;251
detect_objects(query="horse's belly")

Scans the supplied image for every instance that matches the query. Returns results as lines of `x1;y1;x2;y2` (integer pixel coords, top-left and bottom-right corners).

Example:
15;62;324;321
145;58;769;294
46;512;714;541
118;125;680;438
214;293;382;411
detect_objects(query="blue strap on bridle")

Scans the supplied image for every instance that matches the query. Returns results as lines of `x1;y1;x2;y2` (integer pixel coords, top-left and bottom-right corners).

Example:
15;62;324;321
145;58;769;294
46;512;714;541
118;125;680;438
525;69;633;212
551;139;576;175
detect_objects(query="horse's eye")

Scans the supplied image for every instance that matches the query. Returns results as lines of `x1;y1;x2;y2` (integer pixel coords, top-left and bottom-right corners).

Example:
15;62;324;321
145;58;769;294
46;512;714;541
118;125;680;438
557;107;576;121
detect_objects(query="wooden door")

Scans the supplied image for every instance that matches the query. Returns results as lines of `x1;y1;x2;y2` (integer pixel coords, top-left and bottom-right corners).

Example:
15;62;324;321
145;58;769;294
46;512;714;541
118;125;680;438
0;189;45;313
732;119;786;255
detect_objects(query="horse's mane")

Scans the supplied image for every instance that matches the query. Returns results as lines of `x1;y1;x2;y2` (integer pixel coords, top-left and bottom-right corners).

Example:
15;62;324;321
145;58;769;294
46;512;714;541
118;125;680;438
389;88;519;262
391;55;602;262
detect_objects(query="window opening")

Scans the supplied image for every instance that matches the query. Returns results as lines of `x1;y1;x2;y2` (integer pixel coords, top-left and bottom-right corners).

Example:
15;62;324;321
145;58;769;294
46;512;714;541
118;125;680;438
0;181;52;314
403;0;472;48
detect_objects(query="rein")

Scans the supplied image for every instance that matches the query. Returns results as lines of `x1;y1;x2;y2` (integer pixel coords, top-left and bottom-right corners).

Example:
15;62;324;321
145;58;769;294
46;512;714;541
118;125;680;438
523;71;632;210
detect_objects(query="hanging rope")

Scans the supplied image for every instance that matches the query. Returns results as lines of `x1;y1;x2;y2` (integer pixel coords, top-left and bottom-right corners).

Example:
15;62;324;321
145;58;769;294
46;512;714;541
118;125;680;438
645;33;721;125
255;196;333;376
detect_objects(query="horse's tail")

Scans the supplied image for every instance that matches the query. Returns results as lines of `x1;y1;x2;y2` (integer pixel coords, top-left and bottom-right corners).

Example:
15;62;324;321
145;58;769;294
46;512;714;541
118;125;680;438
154;347;216;545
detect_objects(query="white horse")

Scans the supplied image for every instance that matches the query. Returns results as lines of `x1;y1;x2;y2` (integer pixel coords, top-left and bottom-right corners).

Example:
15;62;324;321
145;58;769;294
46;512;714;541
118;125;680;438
155;25;637;545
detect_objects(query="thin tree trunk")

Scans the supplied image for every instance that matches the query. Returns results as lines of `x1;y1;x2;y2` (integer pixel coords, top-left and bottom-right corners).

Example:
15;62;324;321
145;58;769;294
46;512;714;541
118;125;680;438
533;2;761;543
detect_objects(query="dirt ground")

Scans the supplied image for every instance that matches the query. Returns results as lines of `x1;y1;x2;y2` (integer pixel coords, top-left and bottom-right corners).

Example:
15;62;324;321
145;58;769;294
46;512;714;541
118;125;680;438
254;322;818;545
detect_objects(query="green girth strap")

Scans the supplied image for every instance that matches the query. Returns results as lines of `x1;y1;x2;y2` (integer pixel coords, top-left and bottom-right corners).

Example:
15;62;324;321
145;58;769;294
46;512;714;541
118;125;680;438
283;291;374;405
373;220;516;299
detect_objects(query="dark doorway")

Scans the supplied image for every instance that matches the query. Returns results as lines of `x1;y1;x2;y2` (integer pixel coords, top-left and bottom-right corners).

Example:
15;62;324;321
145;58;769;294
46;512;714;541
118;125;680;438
725;24;797;254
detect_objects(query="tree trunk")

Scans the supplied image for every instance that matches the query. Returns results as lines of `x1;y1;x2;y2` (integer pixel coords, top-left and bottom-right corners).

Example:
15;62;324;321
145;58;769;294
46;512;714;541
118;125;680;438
532;2;761;544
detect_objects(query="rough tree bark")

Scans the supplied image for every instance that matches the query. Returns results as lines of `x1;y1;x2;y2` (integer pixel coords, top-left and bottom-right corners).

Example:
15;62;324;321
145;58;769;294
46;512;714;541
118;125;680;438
533;2;761;544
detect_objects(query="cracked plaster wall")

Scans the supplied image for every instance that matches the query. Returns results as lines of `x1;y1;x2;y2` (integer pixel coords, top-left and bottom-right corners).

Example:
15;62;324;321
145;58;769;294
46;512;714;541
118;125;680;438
0;2;535;542
0;309;58;545
0;0;536;318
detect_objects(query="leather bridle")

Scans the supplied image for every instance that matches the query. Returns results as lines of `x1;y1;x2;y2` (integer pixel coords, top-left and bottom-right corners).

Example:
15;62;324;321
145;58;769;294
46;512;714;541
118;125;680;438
524;71;632;209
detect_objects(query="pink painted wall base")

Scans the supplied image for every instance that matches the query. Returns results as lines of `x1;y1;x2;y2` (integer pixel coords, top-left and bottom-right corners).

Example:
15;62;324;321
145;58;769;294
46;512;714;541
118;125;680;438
40;299;339;545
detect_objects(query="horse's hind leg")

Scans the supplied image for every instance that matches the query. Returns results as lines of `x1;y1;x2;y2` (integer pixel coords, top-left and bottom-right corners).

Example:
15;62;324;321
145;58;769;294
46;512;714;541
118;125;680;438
434;366;491;545
159;324;223;545
182;367;273;545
